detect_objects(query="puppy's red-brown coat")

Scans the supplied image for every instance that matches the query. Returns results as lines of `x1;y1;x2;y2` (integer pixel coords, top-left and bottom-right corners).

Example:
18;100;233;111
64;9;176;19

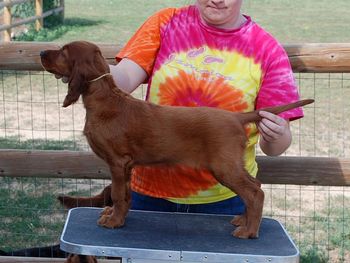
41;41;313;239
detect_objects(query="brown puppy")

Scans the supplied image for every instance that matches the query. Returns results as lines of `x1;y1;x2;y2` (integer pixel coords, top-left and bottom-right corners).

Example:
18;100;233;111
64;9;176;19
40;41;313;239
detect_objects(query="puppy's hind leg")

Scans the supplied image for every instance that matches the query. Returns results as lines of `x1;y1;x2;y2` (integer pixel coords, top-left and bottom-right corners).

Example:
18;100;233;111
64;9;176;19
231;176;261;227
211;164;264;239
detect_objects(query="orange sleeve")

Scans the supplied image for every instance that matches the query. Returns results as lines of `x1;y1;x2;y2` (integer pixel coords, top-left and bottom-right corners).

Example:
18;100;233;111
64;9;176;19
116;8;177;76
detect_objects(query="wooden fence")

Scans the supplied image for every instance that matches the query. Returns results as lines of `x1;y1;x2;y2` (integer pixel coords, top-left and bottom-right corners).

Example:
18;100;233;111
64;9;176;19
0;0;64;42
0;41;350;186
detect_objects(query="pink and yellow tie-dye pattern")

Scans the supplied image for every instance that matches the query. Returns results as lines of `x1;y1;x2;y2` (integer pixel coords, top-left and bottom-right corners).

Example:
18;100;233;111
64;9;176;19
117;5;303;204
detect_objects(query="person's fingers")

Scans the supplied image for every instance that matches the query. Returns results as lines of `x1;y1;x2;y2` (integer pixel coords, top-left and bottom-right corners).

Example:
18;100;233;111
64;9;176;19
260;118;284;136
257;122;276;141
259;111;285;126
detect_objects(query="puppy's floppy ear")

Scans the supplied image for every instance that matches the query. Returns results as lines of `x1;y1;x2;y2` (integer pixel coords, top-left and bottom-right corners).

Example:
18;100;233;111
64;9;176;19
62;44;108;107
62;62;88;107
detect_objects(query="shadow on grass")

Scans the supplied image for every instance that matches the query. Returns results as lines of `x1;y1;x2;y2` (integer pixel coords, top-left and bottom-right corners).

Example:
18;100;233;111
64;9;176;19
63;17;103;27
13;18;103;42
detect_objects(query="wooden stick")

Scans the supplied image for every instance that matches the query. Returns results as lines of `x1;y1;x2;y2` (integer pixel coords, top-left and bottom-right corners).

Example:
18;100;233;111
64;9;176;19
35;0;43;31
3;1;12;42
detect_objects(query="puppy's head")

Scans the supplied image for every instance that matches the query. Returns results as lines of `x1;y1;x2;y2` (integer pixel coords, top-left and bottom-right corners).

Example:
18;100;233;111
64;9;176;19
40;41;109;107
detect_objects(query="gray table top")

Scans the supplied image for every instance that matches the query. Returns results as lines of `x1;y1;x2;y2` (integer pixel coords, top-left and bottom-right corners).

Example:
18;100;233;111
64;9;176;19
60;207;299;262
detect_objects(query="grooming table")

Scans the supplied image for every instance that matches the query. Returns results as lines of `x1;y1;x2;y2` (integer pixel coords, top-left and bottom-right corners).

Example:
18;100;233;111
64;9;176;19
60;207;299;263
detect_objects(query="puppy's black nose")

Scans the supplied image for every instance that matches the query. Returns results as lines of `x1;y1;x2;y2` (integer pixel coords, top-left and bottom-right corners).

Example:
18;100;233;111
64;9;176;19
40;50;46;57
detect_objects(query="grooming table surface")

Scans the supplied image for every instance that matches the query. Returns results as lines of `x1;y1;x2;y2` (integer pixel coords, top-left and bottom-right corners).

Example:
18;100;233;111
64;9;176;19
61;208;299;262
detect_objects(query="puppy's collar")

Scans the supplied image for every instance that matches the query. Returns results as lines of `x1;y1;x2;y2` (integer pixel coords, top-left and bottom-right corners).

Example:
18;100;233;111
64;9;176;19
88;73;112;83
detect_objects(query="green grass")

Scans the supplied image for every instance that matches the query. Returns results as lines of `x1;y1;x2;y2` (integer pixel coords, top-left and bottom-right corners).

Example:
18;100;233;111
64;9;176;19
242;0;350;43
0;176;106;251
14;18;102;42
296;205;350;261
0;179;107;252
300;246;328;263
0;180;65;250
13;0;350;44
0;136;80;150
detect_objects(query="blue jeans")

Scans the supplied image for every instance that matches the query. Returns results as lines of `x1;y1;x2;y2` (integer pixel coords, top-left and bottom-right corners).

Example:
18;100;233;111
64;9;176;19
131;191;245;215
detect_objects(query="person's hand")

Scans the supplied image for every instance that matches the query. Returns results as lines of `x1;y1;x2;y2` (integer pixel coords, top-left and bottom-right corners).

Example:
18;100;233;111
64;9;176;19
257;111;289;143
257;110;292;156
55;74;69;83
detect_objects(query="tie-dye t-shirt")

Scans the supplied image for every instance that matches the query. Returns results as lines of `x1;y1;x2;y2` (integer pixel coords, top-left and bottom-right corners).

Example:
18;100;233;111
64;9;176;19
116;5;303;204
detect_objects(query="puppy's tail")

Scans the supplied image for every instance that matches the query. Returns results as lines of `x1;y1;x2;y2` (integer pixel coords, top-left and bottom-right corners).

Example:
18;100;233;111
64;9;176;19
238;99;314;124
58;184;112;209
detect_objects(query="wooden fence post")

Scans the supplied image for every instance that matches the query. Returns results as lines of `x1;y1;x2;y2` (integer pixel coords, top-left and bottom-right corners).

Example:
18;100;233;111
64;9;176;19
3;0;12;42
60;0;65;21
35;0;43;31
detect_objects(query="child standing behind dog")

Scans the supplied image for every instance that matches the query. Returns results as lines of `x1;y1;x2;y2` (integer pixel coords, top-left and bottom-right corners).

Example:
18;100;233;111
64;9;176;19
58;0;303;215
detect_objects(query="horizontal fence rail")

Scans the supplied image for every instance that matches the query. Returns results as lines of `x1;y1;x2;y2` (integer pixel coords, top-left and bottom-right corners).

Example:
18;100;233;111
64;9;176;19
1;42;350;72
0;150;349;186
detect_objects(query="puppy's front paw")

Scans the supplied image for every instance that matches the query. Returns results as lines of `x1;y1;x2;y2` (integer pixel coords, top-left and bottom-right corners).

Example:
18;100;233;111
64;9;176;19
232;226;258;239
98;214;125;228
100;206;113;217
232;226;250;239
230;214;246;226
